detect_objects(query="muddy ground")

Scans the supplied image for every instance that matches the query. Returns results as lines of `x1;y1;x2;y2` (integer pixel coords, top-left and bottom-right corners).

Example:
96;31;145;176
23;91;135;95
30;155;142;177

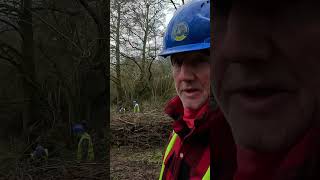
110;110;172;180
110;146;164;180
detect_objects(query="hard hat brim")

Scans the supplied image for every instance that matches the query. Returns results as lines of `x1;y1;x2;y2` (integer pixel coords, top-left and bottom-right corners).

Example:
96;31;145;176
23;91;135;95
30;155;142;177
158;42;210;58
73;124;84;133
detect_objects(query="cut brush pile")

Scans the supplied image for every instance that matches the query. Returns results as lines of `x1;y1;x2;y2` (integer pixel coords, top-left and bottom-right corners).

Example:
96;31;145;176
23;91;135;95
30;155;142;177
110;110;172;148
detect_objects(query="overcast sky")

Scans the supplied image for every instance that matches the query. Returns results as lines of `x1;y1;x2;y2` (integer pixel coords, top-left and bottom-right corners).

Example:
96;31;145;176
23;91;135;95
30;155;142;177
164;0;192;27
165;11;174;26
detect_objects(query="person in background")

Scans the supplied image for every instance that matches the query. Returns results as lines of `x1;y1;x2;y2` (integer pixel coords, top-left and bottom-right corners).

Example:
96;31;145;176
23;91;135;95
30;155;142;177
119;106;126;113
72;123;94;162
158;0;236;179
133;100;140;113
117;101;126;113
30;144;48;162
212;0;320;179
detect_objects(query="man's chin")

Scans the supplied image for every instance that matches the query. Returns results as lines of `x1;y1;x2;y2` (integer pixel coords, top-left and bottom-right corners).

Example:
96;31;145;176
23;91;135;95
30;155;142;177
231;116;311;152
181;99;205;110
236;132;303;153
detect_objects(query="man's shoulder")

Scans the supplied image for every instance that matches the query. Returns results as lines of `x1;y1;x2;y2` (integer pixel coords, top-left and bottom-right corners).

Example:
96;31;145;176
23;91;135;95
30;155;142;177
164;96;183;119
207;106;225;121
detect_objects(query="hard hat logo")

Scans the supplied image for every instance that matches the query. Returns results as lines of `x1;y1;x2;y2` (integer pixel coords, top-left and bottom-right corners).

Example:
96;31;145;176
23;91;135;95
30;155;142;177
172;22;189;42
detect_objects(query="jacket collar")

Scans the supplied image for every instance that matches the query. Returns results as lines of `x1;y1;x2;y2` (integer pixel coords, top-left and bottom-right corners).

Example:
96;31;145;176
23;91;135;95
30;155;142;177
164;96;214;139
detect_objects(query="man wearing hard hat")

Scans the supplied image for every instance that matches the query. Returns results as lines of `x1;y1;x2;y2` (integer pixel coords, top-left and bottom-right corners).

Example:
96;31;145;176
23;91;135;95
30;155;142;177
158;0;236;179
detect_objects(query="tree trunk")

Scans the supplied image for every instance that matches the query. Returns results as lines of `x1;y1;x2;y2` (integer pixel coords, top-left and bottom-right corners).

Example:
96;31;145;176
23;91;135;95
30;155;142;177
115;2;124;103
141;3;150;81
19;0;35;141
137;3;150;97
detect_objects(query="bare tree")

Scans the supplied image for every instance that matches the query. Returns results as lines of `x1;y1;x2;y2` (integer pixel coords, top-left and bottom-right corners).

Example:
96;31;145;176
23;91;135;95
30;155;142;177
0;0;107;153
168;0;184;10
110;0;165;100
0;0;38;139
110;0;129;104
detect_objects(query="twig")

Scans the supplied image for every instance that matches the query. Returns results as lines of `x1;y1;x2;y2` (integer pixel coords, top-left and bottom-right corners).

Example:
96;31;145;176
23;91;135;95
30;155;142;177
117;118;135;125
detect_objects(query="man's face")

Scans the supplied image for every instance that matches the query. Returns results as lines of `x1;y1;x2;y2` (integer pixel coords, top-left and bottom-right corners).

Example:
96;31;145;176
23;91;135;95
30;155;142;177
172;51;210;110
212;0;320;151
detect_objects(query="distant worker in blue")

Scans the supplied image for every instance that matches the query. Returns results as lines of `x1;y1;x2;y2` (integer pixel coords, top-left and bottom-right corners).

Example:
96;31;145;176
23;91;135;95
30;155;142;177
30;144;49;162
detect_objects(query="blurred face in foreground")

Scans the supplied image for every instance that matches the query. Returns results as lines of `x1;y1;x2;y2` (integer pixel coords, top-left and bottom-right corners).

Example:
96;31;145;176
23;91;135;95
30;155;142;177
172;51;210;110
212;0;320;152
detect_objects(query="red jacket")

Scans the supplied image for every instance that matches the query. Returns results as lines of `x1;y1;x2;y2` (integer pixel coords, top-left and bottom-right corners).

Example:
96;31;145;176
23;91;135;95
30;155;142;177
161;96;236;180
234;128;320;180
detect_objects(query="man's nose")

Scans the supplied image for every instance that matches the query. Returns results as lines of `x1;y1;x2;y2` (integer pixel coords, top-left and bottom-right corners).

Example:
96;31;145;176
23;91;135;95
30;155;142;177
218;9;272;63
179;62;195;80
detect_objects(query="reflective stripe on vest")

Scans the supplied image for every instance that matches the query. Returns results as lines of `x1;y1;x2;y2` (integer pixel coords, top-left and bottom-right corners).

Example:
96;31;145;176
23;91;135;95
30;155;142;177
77;132;94;161
202;166;210;180
134;104;140;113
159;131;210;180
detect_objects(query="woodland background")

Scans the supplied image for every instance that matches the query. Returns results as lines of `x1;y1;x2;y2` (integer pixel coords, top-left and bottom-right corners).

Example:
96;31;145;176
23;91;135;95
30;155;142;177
110;0;187;179
0;0;187;179
0;0;107;179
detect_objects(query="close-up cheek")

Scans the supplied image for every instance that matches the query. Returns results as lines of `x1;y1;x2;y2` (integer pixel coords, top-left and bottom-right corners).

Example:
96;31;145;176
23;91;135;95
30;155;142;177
275;27;320;93
211;55;225;98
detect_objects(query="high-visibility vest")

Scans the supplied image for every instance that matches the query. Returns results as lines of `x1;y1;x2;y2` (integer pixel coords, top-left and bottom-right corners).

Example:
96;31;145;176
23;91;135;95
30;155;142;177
159;131;210;180
134;103;140;113
77;132;94;161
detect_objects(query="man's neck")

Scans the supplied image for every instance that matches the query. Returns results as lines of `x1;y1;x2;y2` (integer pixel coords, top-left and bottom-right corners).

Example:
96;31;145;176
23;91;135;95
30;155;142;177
183;100;209;129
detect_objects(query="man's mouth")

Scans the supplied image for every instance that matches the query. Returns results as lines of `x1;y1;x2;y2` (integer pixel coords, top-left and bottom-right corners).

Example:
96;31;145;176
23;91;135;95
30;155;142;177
220;63;299;113
182;88;201;96
184;88;198;92
226;84;296;112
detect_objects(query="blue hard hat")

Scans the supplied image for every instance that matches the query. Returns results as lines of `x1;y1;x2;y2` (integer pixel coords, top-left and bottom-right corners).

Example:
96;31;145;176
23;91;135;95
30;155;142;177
72;124;84;133
35;145;44;151
159;0;210;58
34;145;45;155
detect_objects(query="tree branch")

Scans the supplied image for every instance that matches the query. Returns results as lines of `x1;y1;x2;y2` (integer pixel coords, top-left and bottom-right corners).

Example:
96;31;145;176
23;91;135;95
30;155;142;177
28;9;83;52
0;18;23;39
0;41;23;60
31;7;83;16
77;0;100;27
121;36;143;51
170;0;177;10
124;26;144;42
147;57;156;81
120;52;143;73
